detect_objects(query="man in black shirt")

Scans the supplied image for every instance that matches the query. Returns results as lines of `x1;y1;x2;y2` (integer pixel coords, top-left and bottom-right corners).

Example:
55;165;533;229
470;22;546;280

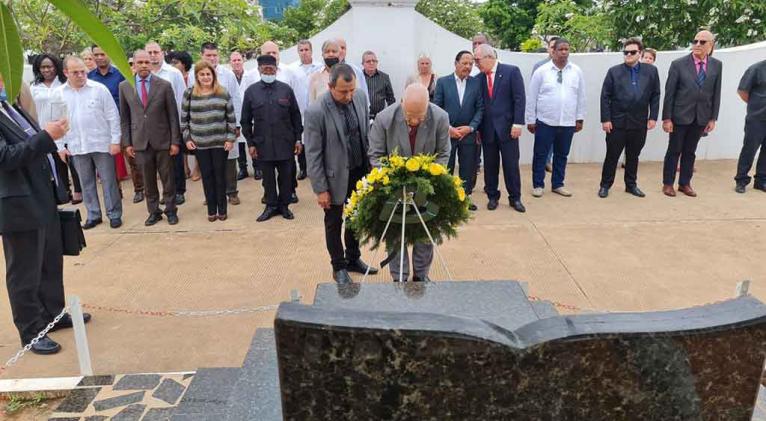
242;55;303;221
598;37;661;198
362;51;395;120
735;59;766;193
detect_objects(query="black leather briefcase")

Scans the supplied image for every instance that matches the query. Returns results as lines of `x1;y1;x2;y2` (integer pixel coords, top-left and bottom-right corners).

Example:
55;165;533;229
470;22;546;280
58;208;86;256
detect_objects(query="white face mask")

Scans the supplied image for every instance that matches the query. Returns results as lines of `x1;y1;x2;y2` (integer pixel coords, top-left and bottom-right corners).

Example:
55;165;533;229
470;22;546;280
261;75;276;84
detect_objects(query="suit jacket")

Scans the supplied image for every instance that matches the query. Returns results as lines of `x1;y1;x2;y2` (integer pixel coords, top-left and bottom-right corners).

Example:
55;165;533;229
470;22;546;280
304;90;370;206
433;74;484;144
241;80;303;162
476;63;525;142
118;76;181;151
368;102;450;167
0;105;58;233
600;63;661;129
662;54;722;125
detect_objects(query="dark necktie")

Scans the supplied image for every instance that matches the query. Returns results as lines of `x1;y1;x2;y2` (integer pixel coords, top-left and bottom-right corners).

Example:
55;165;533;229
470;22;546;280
408;125;417;154
1;101;59;186
696;61;706;87
141;79;149;107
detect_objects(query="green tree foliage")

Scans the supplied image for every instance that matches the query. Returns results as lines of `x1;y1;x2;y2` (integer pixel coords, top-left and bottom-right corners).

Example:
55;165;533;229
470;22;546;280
605;0;766;50
279;0;350;44
415;0;485;39
479;0;538;50
533;0;612;52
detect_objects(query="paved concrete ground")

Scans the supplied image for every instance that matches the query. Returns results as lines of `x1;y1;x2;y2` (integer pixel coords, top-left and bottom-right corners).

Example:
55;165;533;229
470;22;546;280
0;159;765;379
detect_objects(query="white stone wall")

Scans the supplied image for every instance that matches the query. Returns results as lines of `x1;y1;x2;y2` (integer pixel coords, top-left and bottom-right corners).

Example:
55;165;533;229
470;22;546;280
278;3;764;164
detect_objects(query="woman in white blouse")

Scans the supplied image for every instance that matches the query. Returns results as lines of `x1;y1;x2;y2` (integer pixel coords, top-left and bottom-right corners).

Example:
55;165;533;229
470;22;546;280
30;54;82;204
404;54;438;101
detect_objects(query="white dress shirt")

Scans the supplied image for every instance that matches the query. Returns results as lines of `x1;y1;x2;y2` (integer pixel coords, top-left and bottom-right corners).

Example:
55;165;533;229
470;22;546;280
240;63;309;115
525;61;587;127
454;73;467;106
152;62;186;117
291;61;324;78
54;80;120;155
30;79;64;127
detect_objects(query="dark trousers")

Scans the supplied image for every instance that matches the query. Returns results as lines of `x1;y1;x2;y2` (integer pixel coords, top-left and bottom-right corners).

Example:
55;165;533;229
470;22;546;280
532;121;575;189
261;159;292;208
324;167;365;271
196;148;228;216
663;123;705;186
600;128;647;189
173;152;186;195
735;120;766;187
237;143;252;175
56;156;81;196
3;218;65;344
297;149;307;173
136;146;176;215
126;154;143;192
483;133;522;200
226;158;238;196
447;138;478;195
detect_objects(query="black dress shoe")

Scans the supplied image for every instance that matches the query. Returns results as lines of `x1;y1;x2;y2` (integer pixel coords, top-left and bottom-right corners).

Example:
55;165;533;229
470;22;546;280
333;269;352;284
280;207;295;220
175;193;185;205
297;170;307;180
145;213;163;226
110;218;122;229
132;191;144;204
468;203;478;211
290;193;299;204
735;184;746;194
237;168;248;181
254;169;263;180
413;275;431;282
510;200;526;213
49;313;92;332
30;335;61;355
167;213;179;225
625;186;646;197
347;259;378;274
754;184;766;192
257;207;279;222
82;218;102;230
598;187;609;198
487;198;498;210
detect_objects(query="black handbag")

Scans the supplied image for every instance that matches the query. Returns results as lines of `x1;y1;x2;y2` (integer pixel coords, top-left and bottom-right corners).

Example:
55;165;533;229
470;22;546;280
58;208;86;256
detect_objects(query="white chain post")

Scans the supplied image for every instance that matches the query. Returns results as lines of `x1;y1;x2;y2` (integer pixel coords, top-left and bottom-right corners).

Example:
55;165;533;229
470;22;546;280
68;296;93;376
736;280;751;298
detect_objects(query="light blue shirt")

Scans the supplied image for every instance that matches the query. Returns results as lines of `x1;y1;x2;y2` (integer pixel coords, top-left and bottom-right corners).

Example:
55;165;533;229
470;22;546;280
135;74;152;98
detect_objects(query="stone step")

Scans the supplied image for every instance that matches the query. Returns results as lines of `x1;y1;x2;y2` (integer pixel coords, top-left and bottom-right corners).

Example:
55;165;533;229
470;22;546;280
171;367;241;421
531;300;559;319
225;329;282;421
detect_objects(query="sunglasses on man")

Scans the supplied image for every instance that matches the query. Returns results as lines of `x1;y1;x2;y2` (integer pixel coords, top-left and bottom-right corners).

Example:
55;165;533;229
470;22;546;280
692;39;708;45
623;50;640;56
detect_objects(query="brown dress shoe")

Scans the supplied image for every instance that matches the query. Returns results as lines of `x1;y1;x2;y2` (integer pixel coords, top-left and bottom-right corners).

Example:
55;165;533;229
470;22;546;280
662;185;676;197
678;185;697;197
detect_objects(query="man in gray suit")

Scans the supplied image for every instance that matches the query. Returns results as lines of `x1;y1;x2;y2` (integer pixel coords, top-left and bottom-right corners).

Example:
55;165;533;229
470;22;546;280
119;50;182;225
661;30;722;197
369;84;451;282
305;64;378;284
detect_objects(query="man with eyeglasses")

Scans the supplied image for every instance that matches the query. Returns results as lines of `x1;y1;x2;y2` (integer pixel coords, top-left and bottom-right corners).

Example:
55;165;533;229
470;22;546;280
362;51;395;121
661;30;722;197
526;38;586;198
598;37;661;199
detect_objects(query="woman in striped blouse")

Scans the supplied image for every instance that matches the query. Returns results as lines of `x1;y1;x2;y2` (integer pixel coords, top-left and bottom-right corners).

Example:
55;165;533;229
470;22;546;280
181;61;237;222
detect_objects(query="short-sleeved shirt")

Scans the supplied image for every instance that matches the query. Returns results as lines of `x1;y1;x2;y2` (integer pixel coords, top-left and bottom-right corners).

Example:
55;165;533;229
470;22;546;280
739;60;766;122
88;66;125;106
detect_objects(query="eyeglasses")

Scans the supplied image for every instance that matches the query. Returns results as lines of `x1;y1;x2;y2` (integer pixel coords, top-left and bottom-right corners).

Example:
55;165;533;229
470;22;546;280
692;40;708;45
557;70;563;84
623;50;640;56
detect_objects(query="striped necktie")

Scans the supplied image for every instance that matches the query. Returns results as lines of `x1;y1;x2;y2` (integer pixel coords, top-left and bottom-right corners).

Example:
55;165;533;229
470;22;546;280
696;61;706;87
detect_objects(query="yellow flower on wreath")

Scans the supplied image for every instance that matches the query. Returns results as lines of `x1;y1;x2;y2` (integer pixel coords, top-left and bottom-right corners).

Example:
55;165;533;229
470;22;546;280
457;187;466;202
428;163;446;176
389;155;405;168
382;175;390;185
406;158;421;172
453;175;462;187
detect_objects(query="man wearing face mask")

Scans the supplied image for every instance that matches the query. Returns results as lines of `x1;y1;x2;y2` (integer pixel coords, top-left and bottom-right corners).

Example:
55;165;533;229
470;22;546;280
368;84;451;282
241;55;303;222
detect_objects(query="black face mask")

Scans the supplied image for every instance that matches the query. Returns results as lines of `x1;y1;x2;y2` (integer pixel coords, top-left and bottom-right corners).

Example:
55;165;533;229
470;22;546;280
324;57;340;68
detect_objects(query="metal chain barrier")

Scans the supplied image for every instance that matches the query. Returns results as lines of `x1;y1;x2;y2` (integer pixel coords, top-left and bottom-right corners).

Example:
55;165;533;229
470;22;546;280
0;306;70;376
81;303;280;317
